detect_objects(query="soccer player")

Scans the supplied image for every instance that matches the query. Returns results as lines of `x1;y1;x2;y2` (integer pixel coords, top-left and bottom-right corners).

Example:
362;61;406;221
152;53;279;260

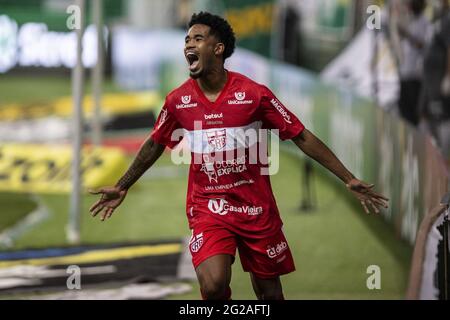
90;12;389;300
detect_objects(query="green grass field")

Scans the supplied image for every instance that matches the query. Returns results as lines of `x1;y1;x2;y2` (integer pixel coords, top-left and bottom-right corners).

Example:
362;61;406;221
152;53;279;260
0;74;124;104
0;194;36;231
0;76;412;299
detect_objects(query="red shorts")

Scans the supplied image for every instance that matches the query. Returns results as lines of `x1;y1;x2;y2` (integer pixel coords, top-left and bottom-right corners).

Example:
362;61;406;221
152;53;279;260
189;222;296;279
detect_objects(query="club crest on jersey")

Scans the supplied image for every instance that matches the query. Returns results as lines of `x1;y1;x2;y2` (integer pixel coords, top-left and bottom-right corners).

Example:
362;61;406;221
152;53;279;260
189;232;204;253
235;92;245;101
206;129;226;151
181;95;191;104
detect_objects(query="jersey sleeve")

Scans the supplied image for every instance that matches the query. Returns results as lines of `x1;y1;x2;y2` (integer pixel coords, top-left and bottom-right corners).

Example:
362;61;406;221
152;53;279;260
259;85;305;140
150;98;183;149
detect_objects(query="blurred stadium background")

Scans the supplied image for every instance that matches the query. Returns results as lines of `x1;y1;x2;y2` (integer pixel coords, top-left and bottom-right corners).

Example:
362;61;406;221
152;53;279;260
0;0;448;300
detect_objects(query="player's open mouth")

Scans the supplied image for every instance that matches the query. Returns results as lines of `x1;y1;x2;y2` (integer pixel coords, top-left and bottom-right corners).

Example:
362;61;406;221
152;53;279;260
186;52;200;71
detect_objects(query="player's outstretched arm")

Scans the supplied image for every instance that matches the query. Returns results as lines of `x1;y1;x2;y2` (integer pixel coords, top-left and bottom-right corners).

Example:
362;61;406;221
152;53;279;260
292;129;389;214
89;137;166;221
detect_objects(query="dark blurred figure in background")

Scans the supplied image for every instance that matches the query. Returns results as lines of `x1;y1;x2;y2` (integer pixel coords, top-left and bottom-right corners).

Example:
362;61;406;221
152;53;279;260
397;0;431;126
281;4;302;66
421;0;450;159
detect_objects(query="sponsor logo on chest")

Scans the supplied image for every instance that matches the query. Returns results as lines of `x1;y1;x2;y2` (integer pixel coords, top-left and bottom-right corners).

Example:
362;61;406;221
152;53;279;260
204;112;223;120
176;95;198;109
228;91;253;105
200;154;247;183
204;113;224;125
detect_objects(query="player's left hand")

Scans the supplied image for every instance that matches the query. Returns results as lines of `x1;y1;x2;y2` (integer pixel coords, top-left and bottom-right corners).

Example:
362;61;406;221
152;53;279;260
346;178;389;214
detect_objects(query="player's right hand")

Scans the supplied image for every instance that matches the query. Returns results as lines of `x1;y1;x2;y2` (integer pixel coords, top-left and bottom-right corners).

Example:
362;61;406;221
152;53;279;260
89;186;128;221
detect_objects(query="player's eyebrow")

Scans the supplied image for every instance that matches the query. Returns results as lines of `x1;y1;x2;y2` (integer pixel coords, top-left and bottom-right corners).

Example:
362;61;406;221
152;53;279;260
185;34;205;41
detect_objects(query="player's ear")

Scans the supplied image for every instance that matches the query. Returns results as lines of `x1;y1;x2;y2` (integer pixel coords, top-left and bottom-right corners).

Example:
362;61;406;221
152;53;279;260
214;42;225;57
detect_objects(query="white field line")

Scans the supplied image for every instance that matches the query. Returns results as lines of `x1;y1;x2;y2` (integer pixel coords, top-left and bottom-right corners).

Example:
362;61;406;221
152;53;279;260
0;196;50;248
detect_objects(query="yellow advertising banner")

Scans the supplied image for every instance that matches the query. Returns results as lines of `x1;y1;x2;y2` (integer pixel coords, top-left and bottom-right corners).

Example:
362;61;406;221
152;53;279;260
0;144;128;193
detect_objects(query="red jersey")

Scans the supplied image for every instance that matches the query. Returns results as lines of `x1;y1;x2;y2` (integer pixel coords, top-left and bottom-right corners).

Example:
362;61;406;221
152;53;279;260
151;71;305;238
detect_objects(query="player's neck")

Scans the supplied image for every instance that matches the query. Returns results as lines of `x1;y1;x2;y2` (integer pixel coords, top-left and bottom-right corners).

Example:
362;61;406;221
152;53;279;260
197;67;227;95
